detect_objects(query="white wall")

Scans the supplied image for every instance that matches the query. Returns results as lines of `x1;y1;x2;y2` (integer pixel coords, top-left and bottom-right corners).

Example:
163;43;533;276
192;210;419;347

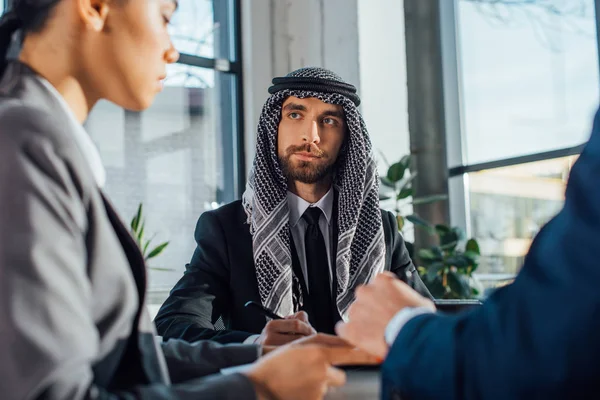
358;0;411;170
241;0;360;173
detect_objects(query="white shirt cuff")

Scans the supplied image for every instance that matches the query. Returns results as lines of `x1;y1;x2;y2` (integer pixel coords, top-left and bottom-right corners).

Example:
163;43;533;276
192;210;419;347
243;334;261;345
384;307;435;345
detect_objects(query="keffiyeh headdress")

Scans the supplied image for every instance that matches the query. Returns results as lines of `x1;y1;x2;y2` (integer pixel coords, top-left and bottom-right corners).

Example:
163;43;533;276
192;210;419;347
242;67;385;320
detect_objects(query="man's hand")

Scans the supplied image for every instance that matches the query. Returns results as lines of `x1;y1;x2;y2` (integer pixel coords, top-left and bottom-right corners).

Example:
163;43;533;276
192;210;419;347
256;311;317;346
245;343;379;400
261;333;369;356
335;272;435;359
289;333;354;348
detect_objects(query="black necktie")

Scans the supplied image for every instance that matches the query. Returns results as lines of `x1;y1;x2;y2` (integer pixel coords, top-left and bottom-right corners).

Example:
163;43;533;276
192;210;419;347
302;207;335;334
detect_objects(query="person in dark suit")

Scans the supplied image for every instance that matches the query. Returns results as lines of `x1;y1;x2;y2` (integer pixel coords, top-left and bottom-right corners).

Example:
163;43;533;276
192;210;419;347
0;2;377;399
155;67;432;346
335;109;600;398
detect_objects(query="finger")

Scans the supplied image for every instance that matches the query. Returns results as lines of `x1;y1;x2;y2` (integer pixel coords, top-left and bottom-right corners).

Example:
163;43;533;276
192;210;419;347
325;366;346;388
305;333;351;347
335;323;386;363
268;333;306;346
321;346;382;366
335;321;350;341
335;322;362;348
286;310;310;324
378;271;398;280
267;319;315;336
348;293;379;321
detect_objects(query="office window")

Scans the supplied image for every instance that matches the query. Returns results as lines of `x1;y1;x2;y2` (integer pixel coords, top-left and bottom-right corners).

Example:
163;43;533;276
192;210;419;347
86;1;243;314
468;156;576;277
449;0;600;281
457;0;599;165
169;0;236;60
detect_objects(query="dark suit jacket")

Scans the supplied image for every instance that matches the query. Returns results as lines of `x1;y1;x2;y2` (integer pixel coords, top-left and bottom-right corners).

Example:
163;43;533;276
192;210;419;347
155;200;432;344
0;61;259;399
382;109;600;400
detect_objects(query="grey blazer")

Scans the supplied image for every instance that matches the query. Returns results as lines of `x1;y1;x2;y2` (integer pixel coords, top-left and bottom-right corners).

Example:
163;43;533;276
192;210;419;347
0;62;259;399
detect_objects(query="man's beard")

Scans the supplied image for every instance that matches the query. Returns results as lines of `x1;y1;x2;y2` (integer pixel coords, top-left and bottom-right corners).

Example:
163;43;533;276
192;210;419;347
279;144;336;184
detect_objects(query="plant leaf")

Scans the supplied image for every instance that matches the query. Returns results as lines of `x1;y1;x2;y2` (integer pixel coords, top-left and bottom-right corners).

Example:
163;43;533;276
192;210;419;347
148;266;176;272
426;261;445;281
405;214;433;233
143;239;152;258
380;176;396;188
437;225;459;250
466;238;480;255
463;250;480;264
396;215;405;231
146;241;169;260
400;154;411;170
412;194;449;206
432;246;444;259
435;224;451;236
440;240;458;252
387;162;406;183
397;188;413;200
131;203;142;233
444;255;470;269
418;248;442;263
422;276;446;299
137;222;145;245
452;227;466;241
447;271;471;299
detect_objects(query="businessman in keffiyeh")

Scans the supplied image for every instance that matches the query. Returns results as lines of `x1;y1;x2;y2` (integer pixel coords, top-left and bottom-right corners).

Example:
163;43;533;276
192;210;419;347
155;67;432;346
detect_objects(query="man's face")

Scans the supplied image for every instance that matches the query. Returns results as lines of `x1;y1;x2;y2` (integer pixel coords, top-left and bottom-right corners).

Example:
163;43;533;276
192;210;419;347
277;97;346;184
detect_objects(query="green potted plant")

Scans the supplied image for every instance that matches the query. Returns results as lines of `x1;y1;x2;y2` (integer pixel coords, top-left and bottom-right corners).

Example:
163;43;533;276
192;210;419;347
379;154;448;258
130;203;171;270
417;224;482;299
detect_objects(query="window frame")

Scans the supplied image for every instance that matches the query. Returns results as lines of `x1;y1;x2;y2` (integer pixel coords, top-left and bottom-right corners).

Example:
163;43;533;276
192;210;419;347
441;0;600;278
3;0;246;199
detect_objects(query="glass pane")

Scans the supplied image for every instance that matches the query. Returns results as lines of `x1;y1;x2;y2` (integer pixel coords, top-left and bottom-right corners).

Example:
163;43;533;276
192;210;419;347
86;65;240;313
457;0;599;165
169;0;236;60
357;0;411;174
469;156;577;279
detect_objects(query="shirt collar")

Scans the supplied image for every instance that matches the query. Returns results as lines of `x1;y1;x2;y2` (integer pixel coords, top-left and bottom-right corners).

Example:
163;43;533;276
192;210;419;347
37;77;106;189
287;187;334;227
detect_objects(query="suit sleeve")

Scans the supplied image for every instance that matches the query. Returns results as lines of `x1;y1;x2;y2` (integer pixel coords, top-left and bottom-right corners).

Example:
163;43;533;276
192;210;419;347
381;111;600;400
383;210;433;299
154;211;256;344
0;122;257;400
160;338;259;383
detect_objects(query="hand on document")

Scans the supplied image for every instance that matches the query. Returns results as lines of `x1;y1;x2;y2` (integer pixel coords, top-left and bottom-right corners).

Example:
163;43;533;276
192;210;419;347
336;272;435;359
255;310;317;346
245;334;380;400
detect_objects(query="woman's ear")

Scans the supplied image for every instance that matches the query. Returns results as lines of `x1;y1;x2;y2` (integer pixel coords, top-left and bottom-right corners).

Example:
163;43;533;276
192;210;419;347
76;0;110;32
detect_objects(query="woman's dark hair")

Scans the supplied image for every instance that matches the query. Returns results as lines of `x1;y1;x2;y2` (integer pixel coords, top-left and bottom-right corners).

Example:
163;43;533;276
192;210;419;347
0;0;62;77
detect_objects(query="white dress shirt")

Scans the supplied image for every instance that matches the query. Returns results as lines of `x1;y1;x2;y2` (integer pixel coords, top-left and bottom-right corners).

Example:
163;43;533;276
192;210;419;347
37;77;106;189
384;307;435;345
